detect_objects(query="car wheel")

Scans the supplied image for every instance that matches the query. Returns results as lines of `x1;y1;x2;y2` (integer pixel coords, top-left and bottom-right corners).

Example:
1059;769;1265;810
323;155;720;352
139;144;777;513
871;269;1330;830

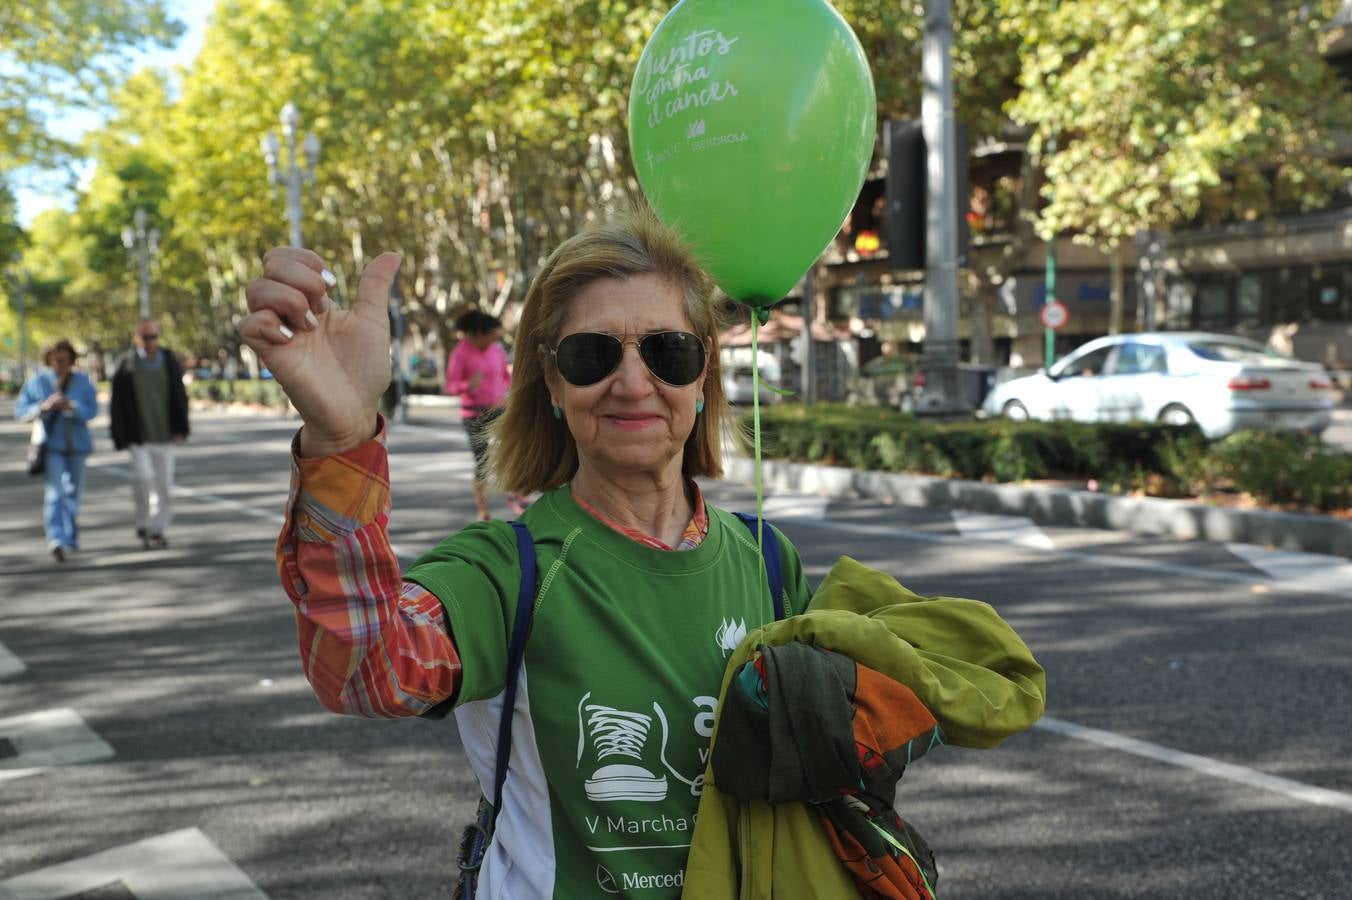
1158;404;1195;427
1002;400;1030;421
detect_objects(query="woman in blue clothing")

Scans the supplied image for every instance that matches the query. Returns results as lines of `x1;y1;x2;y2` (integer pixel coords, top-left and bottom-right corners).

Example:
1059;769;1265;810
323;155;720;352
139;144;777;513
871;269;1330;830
16;338;99;562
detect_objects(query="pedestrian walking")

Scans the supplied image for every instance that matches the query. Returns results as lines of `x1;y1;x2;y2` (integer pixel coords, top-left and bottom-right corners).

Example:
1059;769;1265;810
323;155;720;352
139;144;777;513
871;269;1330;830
109;317;190;549
444;309;528;520
16;338;98;562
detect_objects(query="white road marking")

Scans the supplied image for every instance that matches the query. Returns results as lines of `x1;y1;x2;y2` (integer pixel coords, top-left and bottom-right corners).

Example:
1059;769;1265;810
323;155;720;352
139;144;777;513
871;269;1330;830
1225;543;1352;594
952;512;1055;550
0;708;115;783
1036;716;1352;814
756;508;1352;598
0;827;269;899
0;641;26;680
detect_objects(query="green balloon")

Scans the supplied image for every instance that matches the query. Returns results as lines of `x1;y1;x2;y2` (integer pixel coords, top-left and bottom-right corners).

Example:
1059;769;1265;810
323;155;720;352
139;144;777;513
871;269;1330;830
629;0;877;308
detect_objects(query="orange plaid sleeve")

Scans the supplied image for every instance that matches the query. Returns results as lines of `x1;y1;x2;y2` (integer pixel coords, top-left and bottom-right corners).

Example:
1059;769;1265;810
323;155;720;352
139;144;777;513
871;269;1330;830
276;419;462;717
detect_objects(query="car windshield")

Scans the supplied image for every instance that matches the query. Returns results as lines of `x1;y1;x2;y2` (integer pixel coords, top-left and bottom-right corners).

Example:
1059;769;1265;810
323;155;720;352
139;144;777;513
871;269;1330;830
1186;339;1289;364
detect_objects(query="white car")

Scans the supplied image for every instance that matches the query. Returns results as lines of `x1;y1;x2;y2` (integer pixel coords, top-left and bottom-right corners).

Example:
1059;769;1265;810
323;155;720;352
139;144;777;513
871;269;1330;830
981;332;1335;438
723;363;781;406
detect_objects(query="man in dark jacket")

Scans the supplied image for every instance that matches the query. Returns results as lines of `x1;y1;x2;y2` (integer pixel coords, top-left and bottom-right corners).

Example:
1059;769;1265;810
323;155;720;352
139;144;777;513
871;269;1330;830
110;317;190;549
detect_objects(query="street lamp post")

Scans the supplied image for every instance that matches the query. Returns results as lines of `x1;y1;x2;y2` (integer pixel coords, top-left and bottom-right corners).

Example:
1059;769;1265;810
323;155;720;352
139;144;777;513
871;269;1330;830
920;0;963;412
121;207;159;319
260;102;321;248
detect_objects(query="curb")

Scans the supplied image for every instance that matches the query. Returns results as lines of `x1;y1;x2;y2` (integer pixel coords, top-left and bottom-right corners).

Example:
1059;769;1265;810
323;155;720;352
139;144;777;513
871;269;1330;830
725;457;1352;560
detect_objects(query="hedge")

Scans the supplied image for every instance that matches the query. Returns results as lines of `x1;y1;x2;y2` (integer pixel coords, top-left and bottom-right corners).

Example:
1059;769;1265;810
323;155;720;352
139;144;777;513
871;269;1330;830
187;377;291;409
739;403;1352;512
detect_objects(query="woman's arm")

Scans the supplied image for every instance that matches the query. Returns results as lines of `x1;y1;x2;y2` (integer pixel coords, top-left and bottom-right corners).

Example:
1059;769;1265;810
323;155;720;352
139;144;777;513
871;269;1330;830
278;423;464;716
444;344;469;396
15;374;46;422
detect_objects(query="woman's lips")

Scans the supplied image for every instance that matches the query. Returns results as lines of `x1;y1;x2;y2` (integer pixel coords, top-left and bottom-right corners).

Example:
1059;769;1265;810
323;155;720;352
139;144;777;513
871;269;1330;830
605;413;661;430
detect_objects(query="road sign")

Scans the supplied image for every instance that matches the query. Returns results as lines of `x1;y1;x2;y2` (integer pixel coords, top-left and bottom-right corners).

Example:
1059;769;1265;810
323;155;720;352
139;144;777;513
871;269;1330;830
1040;300;1069;330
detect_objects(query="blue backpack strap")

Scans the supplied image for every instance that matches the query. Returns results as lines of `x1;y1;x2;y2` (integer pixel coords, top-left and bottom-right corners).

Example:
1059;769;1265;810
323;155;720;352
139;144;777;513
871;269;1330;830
733;512;786;621
489;520;538;829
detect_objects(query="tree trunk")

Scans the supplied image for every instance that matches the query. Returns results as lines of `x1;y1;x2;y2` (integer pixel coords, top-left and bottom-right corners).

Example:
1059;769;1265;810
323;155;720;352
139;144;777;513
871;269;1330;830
1108;247;1124;335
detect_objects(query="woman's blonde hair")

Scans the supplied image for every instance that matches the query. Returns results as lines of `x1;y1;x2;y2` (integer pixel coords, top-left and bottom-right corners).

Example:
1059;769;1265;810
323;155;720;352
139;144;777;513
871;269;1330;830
491;207;731;494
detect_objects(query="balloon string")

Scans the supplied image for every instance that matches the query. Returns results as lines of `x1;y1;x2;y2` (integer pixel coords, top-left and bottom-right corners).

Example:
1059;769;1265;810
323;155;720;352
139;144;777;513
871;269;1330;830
752;312;764;556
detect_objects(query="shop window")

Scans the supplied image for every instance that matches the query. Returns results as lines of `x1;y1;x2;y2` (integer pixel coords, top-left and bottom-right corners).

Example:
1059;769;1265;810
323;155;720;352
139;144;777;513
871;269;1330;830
1165;282;1194;328
1236;274;1264;326
1270;267;1311;322
1195;279;1232;329
1309;263;1349;322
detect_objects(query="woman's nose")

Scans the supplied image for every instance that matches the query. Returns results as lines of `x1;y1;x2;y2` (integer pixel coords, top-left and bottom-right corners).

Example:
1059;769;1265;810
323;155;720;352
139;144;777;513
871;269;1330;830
610;345;655;396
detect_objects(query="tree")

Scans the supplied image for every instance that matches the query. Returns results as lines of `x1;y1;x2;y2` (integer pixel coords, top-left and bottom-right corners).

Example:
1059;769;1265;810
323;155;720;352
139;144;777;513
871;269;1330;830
1004;0;1352;334
0;0;182;181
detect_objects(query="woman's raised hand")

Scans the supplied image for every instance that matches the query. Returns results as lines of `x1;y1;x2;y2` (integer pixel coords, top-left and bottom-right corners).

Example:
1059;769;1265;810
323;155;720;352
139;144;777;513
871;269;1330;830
239;248;401;457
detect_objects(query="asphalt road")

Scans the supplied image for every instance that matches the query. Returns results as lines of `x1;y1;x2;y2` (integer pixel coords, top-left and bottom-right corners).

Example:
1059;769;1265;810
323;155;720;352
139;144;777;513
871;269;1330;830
2;402;1351;899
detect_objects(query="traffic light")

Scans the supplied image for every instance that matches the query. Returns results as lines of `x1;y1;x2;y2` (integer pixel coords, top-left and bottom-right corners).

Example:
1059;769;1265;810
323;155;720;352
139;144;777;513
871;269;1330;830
883;119;969;271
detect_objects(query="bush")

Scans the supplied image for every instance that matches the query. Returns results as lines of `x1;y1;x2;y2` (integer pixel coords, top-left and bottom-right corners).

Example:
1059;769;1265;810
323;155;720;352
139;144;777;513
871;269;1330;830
186;377;291;410
740;403;1349;511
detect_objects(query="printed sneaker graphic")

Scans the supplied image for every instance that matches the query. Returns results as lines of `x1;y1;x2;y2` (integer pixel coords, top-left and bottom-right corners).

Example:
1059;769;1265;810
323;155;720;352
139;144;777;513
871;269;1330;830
578;693;668;802
715;618;747;656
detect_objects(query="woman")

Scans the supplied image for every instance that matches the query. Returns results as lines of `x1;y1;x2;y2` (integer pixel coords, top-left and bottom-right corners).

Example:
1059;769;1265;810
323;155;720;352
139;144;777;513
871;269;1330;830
444;309;528;520
16;339;99;562
239;209;812;898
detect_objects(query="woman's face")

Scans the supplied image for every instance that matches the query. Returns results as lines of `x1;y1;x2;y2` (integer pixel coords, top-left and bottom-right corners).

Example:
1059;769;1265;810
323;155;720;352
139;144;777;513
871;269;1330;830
547;274;706;481
50;350;74;376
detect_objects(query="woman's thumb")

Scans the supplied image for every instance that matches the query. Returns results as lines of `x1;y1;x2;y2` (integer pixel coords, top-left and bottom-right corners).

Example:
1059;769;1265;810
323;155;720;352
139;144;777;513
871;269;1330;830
353;252;403;316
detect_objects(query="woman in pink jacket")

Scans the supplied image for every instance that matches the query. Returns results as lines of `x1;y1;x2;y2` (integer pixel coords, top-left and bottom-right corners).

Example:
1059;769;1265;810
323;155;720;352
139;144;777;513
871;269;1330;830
444;310;528;520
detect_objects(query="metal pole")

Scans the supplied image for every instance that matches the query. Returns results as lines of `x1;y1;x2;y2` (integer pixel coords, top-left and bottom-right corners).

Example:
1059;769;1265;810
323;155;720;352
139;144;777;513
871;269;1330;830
282;105;304;248
922;0;962;411
799;265;817;404
138;234;151;320
1043;134;1057;369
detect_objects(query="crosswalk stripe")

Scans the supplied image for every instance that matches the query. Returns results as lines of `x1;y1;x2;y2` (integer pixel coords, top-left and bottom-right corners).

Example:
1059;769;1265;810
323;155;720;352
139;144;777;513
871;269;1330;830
0;827;269;899
0;708;114;783
0;640;26;680
1224;543;1352;593
951;511;1055;550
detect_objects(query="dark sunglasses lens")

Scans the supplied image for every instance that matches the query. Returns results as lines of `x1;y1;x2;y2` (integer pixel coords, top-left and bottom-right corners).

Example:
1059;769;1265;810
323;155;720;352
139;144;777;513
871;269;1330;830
640;332;704;385
556;333;622;386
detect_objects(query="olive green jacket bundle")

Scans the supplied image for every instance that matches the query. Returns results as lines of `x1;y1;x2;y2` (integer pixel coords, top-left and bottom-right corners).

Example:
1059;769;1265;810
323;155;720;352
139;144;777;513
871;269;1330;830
681;555;1047;899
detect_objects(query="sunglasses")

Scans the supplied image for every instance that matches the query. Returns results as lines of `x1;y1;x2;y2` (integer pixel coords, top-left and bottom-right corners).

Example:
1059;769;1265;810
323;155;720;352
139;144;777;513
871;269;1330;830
552;331;706;387
140;333;160;341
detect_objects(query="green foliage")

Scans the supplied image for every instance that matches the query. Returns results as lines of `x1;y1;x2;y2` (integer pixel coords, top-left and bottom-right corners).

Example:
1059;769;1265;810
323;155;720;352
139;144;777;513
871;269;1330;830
186;376;291;410
0;0;183;176
8;0;1351;367
1200;431;1352;511
1004;0;1352;247
745;403;1351;512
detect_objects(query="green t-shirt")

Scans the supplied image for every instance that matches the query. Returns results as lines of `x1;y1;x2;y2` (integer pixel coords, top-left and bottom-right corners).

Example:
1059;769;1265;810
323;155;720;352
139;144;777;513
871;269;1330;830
405;485;812;899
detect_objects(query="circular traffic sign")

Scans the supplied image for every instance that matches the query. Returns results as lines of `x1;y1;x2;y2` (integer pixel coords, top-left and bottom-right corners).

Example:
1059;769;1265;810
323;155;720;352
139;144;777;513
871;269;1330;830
1040;299;1069;330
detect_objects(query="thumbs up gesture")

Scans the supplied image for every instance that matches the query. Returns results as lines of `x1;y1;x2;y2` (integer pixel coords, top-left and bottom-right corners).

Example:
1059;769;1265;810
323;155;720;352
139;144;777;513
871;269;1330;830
239;248;401;457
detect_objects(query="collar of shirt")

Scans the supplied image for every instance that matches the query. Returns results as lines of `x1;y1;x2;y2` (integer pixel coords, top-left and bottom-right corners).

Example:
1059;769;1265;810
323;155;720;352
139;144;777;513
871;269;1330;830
573;481;710;551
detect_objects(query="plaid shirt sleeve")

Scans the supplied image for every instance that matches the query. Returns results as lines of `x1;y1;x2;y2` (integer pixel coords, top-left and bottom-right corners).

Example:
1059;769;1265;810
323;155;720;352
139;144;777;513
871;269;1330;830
276;420;461;717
